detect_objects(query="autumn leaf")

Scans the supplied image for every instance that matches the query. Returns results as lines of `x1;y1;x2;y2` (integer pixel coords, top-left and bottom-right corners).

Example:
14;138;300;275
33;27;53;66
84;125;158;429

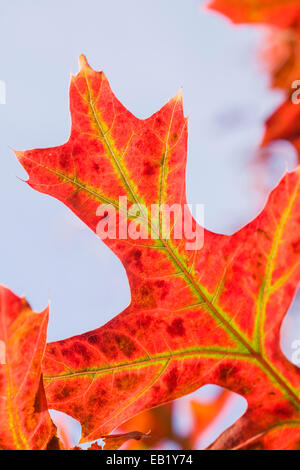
207;0;300;28
0;286;60;450
189;390;230;448
119;402;173;450
15;56;300;449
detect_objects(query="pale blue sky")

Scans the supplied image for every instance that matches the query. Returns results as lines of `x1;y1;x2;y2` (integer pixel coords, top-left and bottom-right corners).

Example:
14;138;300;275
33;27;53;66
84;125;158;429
0;0;299;447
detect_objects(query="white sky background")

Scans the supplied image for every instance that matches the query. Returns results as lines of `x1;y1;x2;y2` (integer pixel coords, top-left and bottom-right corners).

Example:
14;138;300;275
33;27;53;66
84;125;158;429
0;0;299;447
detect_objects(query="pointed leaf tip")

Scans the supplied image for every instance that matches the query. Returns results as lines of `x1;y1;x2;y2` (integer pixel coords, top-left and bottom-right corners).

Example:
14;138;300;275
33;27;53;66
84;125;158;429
78;54;91;71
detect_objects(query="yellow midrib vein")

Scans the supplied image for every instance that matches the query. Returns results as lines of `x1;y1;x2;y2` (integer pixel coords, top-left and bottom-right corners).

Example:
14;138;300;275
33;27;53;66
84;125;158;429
45;348;251;380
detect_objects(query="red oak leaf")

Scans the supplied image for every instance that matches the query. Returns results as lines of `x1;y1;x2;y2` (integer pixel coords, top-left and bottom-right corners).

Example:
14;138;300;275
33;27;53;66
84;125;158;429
15;56;300;449
0;286;60;450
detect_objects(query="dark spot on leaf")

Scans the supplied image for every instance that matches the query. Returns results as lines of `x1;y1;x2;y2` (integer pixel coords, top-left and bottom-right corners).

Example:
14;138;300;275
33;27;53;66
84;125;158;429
167;318;185;337
218;364;238;383
53;384;75;401
61;348;73;360
126;249;143;271
139;315;152;329
72;405;83;416
155;280;169;300
87;335;100;345
139;283;156;308
116;373;139;390
143;161;156;176
99;332;118;358
47;345;56;355
73;342;88;357
273;403;294;419
115;334;137;358
88;388;107;408
164;368;178;392
133;249;142;260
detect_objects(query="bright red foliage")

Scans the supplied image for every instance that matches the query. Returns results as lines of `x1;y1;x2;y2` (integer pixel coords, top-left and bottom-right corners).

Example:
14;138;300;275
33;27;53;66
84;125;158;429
14;56;300;449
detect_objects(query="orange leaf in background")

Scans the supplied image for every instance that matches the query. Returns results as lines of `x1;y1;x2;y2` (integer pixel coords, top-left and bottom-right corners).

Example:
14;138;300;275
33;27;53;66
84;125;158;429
15;56;300;450
119;403;173;450
189;390;230;448
120;390;230;450
207;0;300;28
0;286;59;450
